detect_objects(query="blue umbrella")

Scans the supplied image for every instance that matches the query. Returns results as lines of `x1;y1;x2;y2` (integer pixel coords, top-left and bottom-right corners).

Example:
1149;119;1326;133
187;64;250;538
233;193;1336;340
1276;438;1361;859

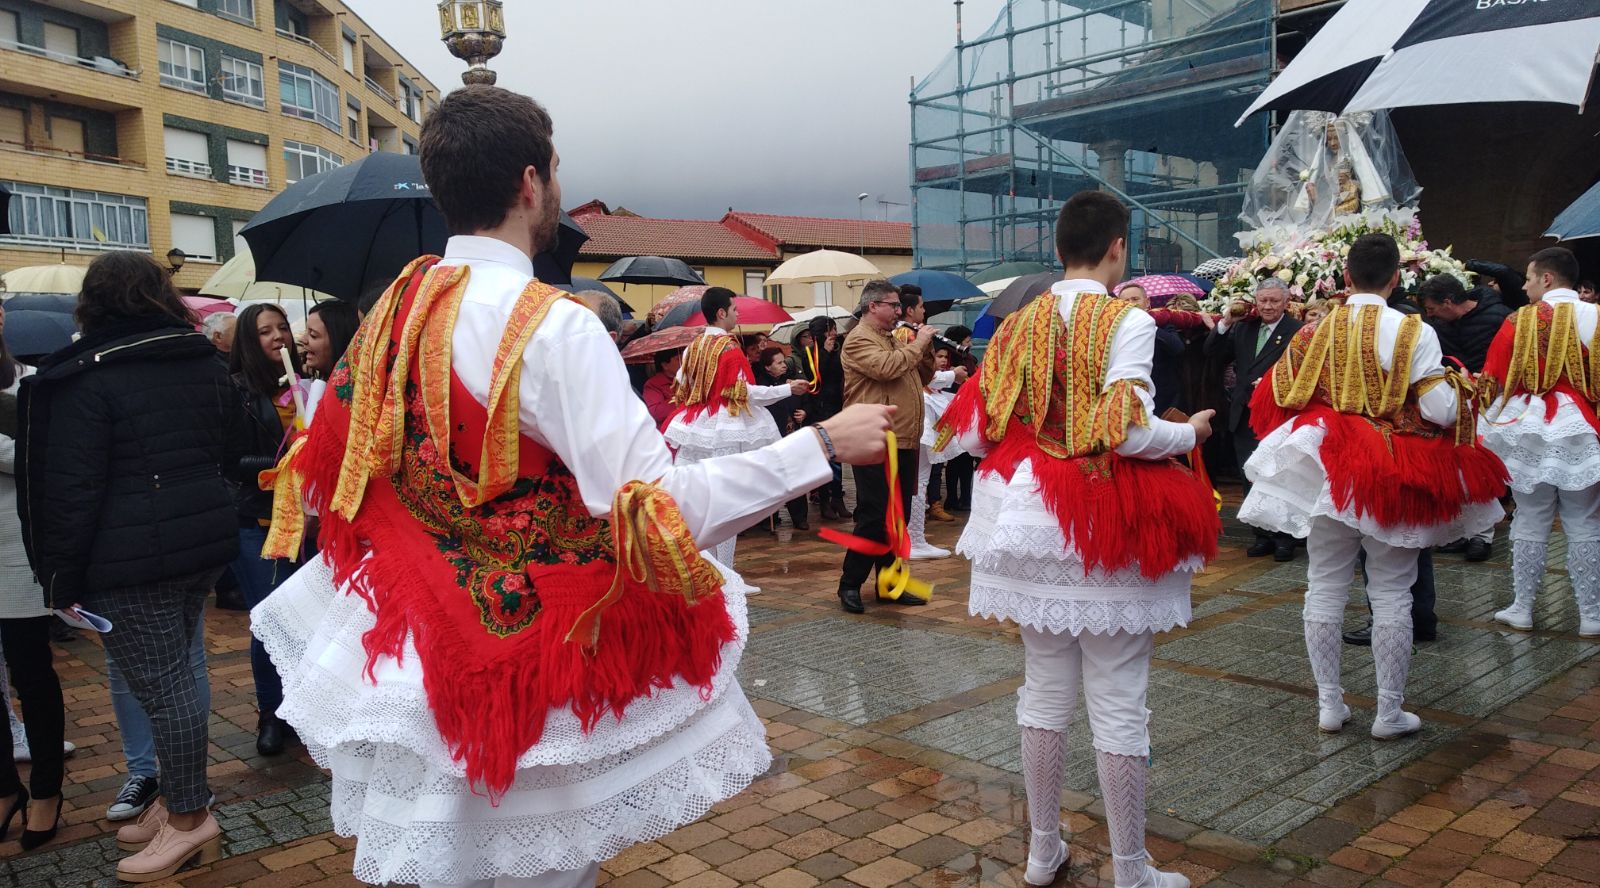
3;292;76;314
1546;179;1600;242
4;309;78;359
890;269;985;314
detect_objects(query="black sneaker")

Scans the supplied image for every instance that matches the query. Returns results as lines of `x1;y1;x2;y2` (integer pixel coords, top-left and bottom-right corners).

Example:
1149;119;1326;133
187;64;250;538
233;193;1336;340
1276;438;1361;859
106;775;160;822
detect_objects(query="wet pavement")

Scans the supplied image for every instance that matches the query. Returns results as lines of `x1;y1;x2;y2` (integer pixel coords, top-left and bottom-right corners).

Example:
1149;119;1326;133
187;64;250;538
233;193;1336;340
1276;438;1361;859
4;486;1600;887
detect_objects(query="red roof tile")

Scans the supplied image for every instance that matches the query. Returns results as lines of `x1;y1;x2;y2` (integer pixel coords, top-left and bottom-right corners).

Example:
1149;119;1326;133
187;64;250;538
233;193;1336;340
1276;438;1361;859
574;213;778;263
724;212;912;252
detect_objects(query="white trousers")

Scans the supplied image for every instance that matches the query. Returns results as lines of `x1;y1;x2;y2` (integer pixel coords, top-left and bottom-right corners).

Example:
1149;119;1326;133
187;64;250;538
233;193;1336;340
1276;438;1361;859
419;864;599;888
1017;627;1154;757
1304;516;1415;628
1510;483;1600;543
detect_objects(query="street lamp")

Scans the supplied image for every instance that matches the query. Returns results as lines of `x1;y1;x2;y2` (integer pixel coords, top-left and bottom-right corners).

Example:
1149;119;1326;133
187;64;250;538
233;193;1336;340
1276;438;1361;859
438;1;506;86
857;193;868;256
166;248;186;273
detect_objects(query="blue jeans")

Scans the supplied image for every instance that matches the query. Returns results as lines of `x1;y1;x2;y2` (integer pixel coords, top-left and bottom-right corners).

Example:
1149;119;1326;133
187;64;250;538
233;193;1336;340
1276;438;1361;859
105;607;209;779
234;526;290;718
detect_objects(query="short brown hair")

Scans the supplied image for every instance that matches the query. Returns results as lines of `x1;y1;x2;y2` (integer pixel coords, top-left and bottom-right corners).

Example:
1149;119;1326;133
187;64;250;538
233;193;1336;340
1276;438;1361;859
419;86;555;234
1055;191;1129;267
1529;247;1580;288
76;251;196;332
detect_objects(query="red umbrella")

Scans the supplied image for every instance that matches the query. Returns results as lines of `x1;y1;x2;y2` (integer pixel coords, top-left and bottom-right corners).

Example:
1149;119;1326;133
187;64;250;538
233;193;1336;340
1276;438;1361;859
619;324;705;364
658;295;792;329
646;286;708;327
182;296;235;330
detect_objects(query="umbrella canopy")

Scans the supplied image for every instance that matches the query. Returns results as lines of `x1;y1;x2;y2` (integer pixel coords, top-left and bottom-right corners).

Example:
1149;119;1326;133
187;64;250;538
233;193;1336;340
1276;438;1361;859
1238;0;1600;124
600;256;706;287
4;309;77;359
1192;256;1242;282
977;276;1019;297
553;276;635;315
659;296;792;330
2;292;74;314
240;152;449;303
787;305;853;324
889;268;984;316
532;212;588;286
1546;179;1600;242
619;324;705;364
646;285;709;327
2;264;86;295
765;250;881;286
985;271;1063;320
970;262;1049;286
183;295;236;320
0;184;10;236
1115;274;1208;308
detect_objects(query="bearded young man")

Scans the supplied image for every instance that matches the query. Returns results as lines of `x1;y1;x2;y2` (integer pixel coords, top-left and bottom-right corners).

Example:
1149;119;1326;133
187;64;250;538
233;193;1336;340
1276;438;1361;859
249;86;892;888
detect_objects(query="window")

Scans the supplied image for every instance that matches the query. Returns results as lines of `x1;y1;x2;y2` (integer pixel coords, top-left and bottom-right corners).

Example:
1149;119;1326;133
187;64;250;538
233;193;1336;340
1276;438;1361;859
232;219;248;257
164;127;211;178
341;35;356;73
1;12;19;46
346;105;360;142
159;38;206;93
279;6;308;38
744;270;767;298
812;281;834;307
220;56;264;107
217;0;255;25
226;139;268;187
47;117;84;155
283;140;341;184
1;181;148;250
42;22;78;59
279;62;341;134
0;107;24;145
170;213;217;262
402;136;417;156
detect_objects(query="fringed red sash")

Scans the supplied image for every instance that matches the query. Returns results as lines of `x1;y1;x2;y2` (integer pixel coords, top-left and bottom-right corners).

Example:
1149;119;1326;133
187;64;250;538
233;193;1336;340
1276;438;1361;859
669;333;752;425
285;260;733;800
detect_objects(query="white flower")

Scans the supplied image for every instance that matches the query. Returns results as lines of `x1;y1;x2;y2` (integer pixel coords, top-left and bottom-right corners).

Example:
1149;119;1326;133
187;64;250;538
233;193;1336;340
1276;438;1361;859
1276;268;1294;282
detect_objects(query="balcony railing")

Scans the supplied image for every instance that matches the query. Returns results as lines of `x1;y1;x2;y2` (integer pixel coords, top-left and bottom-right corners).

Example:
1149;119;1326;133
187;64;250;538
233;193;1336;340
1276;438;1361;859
166;156;214;178
275;28;339;66
0;37;138;78
363;75;396;106
0;138;145;169
228;165;269;188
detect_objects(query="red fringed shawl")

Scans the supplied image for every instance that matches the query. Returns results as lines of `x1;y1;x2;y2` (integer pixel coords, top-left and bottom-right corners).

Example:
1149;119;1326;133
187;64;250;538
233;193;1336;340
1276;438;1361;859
666;332;753;427
936;291;1218;577
273;258;733;800
1477;299;1600;436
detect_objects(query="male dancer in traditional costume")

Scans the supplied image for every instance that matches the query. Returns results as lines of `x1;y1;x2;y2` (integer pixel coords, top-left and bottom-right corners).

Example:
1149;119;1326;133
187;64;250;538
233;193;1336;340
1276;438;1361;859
1241;234;1506;740
1479;246;1600;637
250;86;891;888
664;287;811;574
940;191;1219;888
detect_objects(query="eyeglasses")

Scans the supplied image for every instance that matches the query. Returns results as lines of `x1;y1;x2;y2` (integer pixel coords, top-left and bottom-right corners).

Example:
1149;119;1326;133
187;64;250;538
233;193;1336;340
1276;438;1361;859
875;301;902;309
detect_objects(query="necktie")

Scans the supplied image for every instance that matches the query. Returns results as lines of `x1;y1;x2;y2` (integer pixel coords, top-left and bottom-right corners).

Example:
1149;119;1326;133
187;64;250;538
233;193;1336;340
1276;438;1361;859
1255;323;1271;357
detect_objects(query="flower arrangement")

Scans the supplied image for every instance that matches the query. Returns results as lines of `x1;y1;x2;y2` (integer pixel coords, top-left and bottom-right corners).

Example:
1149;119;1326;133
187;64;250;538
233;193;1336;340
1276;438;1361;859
1201;208;1472;312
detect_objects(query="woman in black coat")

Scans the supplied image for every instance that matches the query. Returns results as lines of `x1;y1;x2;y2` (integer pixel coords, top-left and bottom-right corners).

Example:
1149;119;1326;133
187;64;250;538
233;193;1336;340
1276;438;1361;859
755;347;811;531
226;303;301;756
17;251;241;874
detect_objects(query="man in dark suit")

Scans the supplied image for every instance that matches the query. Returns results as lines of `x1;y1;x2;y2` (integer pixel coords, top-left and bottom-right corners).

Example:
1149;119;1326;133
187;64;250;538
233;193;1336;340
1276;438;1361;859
1203;277;1302;560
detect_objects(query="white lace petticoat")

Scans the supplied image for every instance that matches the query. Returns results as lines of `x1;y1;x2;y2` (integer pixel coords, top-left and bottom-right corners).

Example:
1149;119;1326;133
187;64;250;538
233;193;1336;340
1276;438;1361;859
1480;394;1600;493
956;464;1195;636
665;409;781;462
1241;420;1503;549
252;553;771;883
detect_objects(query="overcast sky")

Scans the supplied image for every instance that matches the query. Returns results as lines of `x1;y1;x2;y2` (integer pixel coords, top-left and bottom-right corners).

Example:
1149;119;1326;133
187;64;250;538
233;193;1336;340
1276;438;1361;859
346;0;1008;222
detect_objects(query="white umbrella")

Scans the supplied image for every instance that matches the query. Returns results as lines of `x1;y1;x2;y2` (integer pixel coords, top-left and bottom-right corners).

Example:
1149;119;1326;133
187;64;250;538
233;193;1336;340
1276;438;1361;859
787;305;854;323
977;276;1018;297
202;246;332;324
765;249;881;286
1237;0;1600;125
2;264;86;295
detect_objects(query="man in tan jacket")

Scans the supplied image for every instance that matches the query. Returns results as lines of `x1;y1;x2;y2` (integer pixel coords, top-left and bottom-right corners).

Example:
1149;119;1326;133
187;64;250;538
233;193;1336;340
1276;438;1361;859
836;279;936;613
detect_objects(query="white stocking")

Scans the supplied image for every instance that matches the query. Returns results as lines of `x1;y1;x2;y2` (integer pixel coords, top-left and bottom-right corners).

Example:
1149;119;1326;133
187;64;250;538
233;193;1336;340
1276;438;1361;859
1567;540;1600;621
1096;750;1149;887
910;455;932;547
1303;619;1343;703
1371;622;1412;720
1021;727;1067;844
1511;539;1546;611
714;536;736;571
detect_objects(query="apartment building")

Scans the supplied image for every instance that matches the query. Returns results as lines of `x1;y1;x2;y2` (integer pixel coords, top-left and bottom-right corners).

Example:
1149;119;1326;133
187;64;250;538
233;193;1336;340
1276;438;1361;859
0;0;437;291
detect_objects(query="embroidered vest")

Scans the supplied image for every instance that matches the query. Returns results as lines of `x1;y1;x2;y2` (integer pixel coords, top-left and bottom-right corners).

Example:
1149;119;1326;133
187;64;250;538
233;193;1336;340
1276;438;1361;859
1483;301;1600;405
673;332;751;419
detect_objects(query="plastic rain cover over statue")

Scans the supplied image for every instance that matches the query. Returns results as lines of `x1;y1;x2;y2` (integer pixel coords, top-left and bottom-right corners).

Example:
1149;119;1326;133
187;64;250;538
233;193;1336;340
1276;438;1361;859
1238;110;1421;247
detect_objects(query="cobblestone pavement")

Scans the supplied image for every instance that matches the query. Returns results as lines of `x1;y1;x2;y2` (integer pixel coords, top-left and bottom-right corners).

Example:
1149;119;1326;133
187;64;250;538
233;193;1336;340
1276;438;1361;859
4;487;1600;887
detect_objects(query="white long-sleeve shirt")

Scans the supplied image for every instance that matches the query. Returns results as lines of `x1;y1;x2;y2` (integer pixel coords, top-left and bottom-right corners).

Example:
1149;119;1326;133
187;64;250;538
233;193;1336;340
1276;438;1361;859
443;236;830;547
1340;293;1457;427
957;279;1196;461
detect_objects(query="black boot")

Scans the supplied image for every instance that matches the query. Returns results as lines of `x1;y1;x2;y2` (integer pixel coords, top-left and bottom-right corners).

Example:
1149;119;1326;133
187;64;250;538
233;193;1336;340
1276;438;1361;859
838;586;865;614
257;714;286;756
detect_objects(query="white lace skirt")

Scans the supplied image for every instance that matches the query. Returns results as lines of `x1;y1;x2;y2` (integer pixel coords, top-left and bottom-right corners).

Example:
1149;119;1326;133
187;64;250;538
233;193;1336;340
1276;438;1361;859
252;554;770;885
1480;394;1600;493
665;408;781;462
921;391;961;463
1241;420;1503;549
956;462;1195;636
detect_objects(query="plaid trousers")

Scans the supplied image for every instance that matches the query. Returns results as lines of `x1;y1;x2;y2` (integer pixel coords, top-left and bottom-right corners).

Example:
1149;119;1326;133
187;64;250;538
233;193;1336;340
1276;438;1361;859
85;568;221;814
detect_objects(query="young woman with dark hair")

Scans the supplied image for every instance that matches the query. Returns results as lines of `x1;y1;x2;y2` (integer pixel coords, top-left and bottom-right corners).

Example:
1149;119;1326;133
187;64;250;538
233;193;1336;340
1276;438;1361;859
16;251;240;875
302;301;359;378
226;303;300;757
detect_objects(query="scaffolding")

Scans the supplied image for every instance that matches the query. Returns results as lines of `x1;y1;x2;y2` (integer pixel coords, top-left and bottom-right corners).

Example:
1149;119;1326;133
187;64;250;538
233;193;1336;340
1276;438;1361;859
910;0;1276;276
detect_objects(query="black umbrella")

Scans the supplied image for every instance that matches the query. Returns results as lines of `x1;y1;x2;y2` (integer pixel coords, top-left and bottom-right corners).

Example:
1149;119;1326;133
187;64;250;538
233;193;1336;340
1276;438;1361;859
532;212;589;286
0;184;10;236
984;271;1064;320
554;276;635;316
599;256;706;287
4;309;77;360
2;292;75;314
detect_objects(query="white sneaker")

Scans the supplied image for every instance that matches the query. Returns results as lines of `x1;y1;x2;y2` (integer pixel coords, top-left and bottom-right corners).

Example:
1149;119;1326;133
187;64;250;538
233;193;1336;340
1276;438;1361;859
909;542;951;560
1120;863;1191;888
1493;604;1534;630
1318;699;1351;733
1372;710;1422;740
1579;616;1600;638
1024;835;1069;886
744;584;762;595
